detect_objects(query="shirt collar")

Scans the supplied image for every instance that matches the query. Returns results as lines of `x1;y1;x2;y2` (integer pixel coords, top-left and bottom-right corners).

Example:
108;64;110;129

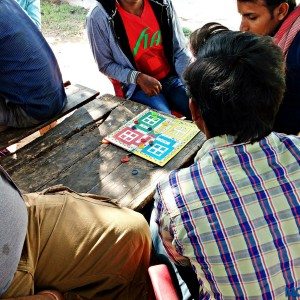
194;135;241;162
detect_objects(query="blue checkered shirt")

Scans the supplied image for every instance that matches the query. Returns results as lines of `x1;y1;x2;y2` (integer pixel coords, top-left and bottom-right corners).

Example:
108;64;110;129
154;132;300;299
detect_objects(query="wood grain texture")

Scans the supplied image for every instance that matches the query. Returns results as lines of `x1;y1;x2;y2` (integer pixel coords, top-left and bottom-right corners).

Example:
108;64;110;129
1;94;206;211
0;84;100;150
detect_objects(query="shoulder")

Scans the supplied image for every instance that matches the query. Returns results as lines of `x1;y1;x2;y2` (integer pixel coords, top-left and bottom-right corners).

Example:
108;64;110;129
273;132;300;145
87;2;108;23
155;164;199;212
287;31;300;66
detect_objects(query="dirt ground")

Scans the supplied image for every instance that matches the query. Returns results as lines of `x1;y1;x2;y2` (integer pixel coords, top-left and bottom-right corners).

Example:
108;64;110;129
47;35;114;94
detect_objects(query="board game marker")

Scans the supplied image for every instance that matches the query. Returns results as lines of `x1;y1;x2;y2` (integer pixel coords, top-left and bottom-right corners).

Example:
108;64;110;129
132;169;139;175
132;125;136;130
151;111;158;120
138;143;144;149
101;138;110;144
141;138;147;143
134;119;139;124
121;155;130;163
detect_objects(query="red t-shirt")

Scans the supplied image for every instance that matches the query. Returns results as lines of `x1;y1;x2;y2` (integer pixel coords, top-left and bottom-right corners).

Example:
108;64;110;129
117;0;171;80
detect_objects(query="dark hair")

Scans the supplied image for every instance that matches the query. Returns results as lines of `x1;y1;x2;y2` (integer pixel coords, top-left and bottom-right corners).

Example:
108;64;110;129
238;0;296;15
189;22;229;57
184;31;285;143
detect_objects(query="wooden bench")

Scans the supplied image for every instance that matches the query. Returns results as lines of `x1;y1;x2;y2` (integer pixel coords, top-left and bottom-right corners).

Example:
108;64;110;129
0;82;100;151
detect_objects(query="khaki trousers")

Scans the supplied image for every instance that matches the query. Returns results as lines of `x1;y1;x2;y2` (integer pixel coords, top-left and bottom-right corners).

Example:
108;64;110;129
2;186;151;299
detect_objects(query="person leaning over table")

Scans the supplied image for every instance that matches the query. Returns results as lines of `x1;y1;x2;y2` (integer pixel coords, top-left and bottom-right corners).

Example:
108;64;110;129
86;0;192;119
0;0;66;132
237;0;300;134
0;164;151;299
151;30;300;299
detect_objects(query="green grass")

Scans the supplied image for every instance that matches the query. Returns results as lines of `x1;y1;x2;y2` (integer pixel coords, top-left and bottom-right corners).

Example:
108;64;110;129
183;27;192;38
41;0;88;39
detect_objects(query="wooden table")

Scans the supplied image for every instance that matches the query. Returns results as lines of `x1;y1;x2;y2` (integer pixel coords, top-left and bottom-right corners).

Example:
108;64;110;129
0;95;206;211
0;83;99;150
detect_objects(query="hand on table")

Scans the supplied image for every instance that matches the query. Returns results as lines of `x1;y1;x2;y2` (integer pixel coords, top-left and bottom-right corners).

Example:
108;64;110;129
136;73;162;97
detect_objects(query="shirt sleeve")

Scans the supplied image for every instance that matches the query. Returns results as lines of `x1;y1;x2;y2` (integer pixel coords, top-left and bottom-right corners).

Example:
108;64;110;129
86;6;139;85
20;0;41;29
154;183;190;267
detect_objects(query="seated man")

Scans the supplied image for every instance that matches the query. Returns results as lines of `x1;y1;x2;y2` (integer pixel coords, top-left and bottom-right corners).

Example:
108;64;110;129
0;0;66;132
152;31;300;299
86;0;192;119
237;0;300;134
0;165;151;298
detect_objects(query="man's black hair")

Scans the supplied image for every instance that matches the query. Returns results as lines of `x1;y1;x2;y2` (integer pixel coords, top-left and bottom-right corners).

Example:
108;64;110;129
189;22;229;57
238;0;296;15
184;31;286;144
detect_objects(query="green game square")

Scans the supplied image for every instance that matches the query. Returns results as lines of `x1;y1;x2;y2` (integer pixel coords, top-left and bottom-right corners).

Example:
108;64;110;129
135;111;165;133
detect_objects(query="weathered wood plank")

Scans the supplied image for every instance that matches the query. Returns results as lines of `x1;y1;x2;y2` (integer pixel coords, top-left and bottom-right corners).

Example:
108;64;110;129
1;94;206;211
90;132;206;210
0;96;123;189
0;84;100;150
82;96;206;210
31;97;146;191
120;134;206;210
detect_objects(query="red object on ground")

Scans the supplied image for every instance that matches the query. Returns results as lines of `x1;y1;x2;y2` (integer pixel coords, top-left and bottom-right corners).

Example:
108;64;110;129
109;78;125;98
101;138;110;144
0;148;10;157
148;264;180;300
121;155;130;163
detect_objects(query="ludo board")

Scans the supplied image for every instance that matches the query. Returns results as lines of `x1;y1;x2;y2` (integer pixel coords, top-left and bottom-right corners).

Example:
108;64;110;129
106;109;199;166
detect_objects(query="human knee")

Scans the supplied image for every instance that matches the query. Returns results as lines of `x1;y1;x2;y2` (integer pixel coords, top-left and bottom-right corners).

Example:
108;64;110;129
118;209;151;247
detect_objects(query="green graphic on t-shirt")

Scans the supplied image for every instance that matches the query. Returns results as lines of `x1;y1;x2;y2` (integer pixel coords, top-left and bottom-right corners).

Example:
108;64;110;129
133;27;162;57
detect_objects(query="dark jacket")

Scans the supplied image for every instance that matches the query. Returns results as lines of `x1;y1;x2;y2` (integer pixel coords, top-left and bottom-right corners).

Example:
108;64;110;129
274;31;300;134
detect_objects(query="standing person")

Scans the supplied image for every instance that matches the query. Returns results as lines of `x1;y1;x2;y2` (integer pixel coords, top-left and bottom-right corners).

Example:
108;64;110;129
86;0;192;118
0;0;66;132
15;0;41;29
237;0;300;134
152;31;300;299
0;165;151;299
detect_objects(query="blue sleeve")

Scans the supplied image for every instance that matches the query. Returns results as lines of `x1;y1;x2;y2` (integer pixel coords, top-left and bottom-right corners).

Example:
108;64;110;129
15;0;41;29
86;5;139;84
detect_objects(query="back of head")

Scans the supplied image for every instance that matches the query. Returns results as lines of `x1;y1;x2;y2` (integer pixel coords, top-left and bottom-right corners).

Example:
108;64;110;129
238;0;296;15
189;22;229;57
184;31;286;144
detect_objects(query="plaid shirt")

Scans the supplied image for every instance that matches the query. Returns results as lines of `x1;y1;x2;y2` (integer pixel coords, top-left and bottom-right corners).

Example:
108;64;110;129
154;133;300;299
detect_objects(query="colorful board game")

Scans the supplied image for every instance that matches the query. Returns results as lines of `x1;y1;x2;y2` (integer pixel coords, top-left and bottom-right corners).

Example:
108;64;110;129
106;109;200;166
